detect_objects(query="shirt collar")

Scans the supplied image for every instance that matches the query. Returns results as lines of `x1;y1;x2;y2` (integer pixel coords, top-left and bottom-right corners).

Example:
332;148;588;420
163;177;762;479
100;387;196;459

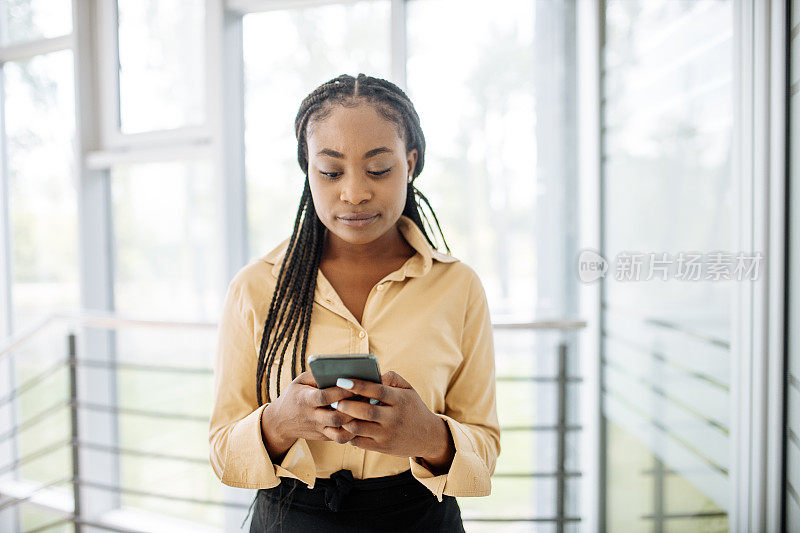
262;214;458;279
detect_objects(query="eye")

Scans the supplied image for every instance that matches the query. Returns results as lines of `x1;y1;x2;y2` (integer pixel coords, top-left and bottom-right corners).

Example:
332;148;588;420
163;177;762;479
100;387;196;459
320;171;342;180
319;168;392;180
369;168;392;176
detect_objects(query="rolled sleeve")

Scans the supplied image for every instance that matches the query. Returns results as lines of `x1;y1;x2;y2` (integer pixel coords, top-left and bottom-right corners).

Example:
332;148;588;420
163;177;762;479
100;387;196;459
208;270;317;489
409;272;501;501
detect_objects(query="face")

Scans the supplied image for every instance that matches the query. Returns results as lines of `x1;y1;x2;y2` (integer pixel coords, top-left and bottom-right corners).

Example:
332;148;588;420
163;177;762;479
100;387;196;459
306;101;418;247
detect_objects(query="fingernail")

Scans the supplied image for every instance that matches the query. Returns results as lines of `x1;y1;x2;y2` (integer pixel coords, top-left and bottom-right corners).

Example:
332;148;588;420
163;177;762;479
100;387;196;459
331;401;338;409
337;378;354;389
369;398;378;405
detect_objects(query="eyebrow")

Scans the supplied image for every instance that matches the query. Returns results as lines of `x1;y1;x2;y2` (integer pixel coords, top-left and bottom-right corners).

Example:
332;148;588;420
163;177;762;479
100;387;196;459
316;147;393;159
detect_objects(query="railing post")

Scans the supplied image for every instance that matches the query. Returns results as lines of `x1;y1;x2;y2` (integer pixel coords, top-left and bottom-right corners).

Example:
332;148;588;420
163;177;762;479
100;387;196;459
68;332;81;533
556;341;567;533
653;457;664;533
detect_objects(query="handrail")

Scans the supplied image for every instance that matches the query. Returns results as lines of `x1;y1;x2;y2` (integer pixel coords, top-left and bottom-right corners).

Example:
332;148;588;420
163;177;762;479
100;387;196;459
492;318;587;330
0;309;218;360
0;309;587;361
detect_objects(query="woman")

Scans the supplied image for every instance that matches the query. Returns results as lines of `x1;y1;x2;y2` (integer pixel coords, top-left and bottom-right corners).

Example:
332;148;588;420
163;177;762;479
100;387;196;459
209;73;500;532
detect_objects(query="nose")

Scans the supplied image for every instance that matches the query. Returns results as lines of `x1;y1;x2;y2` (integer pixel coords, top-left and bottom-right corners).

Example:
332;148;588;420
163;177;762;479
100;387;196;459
339;174;372;205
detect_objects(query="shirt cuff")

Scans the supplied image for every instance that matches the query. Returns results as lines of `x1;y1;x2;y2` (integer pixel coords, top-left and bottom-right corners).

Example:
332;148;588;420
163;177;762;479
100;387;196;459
220;403;317;489
408;413;492;502
275;438;317;488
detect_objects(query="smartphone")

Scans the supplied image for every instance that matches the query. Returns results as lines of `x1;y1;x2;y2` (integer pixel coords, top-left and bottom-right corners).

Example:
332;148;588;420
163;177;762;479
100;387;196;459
308;353;381;405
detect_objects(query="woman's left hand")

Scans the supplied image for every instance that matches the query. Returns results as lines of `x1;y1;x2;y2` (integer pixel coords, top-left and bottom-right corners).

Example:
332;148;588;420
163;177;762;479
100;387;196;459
332;370;445;460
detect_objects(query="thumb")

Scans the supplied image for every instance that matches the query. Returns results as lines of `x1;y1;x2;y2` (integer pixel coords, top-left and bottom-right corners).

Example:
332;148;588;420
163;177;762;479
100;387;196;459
381;370;412;389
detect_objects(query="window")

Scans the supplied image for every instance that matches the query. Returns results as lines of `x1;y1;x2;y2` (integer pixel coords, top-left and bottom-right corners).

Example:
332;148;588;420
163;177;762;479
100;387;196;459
0;0;72;45
6;50;78;332
110;160;222;319
601;1;734;530
116;0;206;133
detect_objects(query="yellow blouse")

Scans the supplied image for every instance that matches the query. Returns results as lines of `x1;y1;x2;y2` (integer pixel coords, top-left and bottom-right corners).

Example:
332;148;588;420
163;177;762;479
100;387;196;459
208;214;500;502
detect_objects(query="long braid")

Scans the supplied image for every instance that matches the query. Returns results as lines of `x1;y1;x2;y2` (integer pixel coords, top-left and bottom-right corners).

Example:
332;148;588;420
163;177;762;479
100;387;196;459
256;182;307;406
255;73;450;406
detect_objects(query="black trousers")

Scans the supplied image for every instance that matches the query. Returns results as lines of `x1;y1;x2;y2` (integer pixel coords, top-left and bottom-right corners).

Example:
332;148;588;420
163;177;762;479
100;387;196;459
247;468;466;532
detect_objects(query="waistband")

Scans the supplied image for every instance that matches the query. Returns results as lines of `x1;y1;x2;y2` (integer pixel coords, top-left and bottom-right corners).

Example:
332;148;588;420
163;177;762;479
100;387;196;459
313;468;416;490
261;469;428;513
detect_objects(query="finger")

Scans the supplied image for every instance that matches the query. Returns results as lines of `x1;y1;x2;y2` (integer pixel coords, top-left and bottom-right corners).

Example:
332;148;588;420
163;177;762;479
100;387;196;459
316;406;354;428
321;425;355;445
311;385;357;407
340;418;382;439
381;370;413;389
335;377;394;405
349;435;380;452
332;398;385;423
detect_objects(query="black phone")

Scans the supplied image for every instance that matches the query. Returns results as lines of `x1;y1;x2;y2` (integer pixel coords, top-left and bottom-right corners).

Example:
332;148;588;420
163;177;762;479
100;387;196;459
307;353;382;405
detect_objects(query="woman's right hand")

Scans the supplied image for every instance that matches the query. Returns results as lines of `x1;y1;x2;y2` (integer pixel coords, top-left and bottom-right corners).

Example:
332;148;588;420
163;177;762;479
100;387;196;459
261;370;358;460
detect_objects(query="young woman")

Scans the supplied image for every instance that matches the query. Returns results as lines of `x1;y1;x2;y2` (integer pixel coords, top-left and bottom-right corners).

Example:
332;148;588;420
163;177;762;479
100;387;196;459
209;73;500;532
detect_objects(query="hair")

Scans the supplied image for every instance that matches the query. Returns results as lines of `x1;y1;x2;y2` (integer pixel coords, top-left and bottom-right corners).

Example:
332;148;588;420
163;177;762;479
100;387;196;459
254;73;451;407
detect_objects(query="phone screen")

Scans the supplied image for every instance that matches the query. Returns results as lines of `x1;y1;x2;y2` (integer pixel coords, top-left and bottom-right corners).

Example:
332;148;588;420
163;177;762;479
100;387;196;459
308;353;381;403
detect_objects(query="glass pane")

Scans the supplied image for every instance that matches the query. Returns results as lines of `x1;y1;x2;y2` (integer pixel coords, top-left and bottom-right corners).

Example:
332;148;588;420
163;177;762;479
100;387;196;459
5;50;78;331
242;0;391;260
117;0;205;133
407;0;539;318
110;160;222;319
602;0;734;530
21;505;72;533
4;49;77;530
459;476;556;520
110;160;225;526
114;327;222;527
0;0;72;45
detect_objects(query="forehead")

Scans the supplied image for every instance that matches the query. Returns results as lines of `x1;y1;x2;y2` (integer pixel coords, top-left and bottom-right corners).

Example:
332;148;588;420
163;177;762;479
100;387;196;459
306;103;402;153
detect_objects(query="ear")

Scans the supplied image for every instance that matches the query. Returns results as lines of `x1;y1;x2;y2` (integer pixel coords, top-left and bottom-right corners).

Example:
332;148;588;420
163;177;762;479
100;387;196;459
406;148;418;178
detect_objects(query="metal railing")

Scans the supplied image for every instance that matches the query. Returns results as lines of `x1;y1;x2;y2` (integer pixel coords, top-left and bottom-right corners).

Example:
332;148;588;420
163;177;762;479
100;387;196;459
602;305;730;528
0;310;586;532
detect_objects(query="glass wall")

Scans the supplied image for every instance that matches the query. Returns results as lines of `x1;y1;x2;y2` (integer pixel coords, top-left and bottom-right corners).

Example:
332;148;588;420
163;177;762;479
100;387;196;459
601;0;733;531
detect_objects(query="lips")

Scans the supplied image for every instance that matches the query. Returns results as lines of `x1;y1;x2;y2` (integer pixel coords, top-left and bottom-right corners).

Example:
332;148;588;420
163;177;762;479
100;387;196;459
337;213;379;221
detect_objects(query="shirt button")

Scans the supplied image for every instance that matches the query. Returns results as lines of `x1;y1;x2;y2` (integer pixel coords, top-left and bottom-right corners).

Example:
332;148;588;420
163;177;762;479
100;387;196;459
376;284;384;291
358;330;366;339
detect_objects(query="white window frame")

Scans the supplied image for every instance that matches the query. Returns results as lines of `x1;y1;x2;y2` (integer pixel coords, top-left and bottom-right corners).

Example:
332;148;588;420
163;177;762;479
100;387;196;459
730;0;787;530
576;1;602;531
89;0;214;165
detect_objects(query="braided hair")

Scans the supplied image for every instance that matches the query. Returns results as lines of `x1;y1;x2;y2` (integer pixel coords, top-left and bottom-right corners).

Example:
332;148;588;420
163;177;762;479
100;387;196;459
255;73;451;406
